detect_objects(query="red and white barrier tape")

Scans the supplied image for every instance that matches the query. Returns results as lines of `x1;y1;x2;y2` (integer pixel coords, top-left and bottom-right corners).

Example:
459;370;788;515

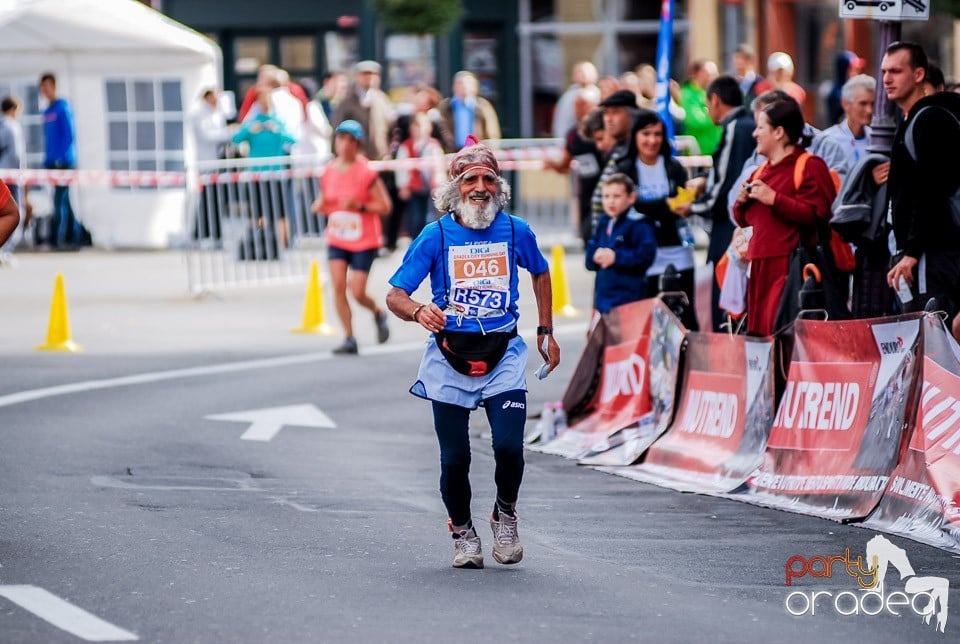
0;149;713;187
0;168;186;188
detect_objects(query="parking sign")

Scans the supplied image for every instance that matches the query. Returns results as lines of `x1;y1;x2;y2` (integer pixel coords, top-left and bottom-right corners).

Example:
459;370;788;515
839;0;930;20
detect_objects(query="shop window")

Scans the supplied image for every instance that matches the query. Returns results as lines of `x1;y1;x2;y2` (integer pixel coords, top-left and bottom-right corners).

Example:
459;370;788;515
463;33;499;100
235;37;270;75
385;34;435;100
325;32;358;74
281;36;316;73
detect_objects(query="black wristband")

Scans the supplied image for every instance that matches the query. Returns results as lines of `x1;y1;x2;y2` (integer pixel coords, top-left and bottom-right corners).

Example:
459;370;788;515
536;326;553;336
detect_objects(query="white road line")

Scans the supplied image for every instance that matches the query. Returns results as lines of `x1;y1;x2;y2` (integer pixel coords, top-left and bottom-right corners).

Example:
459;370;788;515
0;585;137;641
0;323;585;411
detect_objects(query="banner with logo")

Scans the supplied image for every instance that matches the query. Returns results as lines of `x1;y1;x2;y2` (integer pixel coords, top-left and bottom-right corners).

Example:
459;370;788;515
864;315;960;554
612;333;775;492
743;314;924;520
580;302;686;466
532;299;655;459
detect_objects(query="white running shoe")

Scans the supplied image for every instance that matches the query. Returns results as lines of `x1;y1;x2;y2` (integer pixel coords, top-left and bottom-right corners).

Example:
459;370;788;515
490;512;523;564
450;523;484;569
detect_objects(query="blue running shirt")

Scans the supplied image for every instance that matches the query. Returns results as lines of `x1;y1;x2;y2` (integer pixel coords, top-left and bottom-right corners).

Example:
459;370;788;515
390;212;549;334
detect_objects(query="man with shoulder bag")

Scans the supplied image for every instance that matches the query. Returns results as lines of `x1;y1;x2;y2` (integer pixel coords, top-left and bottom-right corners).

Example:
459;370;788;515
386;135;560;569
883;42;960;339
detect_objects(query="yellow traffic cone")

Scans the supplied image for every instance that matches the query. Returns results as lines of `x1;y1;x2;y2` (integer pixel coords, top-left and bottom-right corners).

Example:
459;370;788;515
292;260;335;334
36;273;82;352
550;245;578;318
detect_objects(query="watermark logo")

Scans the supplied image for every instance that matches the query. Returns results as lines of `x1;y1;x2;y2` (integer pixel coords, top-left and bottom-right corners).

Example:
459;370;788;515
784;535;949;632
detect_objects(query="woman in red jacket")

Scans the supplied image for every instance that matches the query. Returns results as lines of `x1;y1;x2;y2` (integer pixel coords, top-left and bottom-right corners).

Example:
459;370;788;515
732;98;836;336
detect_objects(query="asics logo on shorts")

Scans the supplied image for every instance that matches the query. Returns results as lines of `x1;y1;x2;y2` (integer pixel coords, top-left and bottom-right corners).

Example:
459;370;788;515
502;400;525;410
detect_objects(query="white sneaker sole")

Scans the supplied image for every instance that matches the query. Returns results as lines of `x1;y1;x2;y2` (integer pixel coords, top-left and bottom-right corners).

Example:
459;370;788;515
492;546;523;565
452;555;484;569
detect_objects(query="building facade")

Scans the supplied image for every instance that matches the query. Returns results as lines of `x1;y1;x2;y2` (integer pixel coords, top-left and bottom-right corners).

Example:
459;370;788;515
154;0;958;137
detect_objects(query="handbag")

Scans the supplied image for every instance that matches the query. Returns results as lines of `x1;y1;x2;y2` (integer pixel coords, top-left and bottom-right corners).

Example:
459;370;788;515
773;237;851;331
435;328;517;377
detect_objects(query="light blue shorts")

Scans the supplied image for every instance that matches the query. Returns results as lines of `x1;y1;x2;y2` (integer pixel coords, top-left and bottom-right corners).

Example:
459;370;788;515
410;334;529;409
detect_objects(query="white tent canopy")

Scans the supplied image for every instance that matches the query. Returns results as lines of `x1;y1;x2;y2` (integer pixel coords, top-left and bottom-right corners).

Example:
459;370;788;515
0;0;221;248
0;0;217;57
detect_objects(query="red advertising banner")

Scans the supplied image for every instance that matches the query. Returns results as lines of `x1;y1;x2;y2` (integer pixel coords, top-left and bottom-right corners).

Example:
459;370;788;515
744;314;924;520
579;302;686;466
615;334;775;492
864;315;960;553
533;299;655;459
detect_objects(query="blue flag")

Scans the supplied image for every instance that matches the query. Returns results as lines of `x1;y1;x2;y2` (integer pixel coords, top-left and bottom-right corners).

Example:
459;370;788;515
655;0;675;142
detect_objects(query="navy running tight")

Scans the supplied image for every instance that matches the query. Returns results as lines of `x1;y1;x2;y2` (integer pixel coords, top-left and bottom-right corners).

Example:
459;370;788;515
431;390;527;526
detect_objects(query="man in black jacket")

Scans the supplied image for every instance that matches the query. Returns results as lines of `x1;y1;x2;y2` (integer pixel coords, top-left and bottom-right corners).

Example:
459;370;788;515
686;75;756;331
589;90;638;238
884;42;960;337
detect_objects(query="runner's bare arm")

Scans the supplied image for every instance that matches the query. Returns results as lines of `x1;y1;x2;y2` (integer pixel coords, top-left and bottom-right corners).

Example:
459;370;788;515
0;190;18;247
386;286;446;332
367;177;393;215
530;270;560;370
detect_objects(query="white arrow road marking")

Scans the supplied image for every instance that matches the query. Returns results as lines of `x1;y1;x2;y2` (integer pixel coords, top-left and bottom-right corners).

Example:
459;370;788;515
0;585;137;641
206;403;336;441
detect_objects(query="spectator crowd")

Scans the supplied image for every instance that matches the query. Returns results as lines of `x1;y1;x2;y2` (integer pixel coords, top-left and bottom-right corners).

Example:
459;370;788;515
547;42;960;342
4;42;960;349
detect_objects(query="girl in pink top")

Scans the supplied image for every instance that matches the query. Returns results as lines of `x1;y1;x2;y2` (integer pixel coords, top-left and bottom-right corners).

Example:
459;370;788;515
312;120;393;354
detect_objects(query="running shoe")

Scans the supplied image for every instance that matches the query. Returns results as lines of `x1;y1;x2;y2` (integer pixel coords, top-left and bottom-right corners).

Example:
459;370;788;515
375;311;390;344
490;512;523;564
332;336;358;355
449;522;484;569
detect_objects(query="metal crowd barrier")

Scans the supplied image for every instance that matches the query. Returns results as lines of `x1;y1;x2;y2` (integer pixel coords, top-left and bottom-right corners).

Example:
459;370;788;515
181;141;715;294
185;155;328;295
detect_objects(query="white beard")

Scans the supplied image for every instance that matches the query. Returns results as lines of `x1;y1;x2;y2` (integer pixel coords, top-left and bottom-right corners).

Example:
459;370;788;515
456;197;498;230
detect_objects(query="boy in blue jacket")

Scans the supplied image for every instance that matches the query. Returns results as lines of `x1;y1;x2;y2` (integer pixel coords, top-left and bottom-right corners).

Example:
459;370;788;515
585;173;658;313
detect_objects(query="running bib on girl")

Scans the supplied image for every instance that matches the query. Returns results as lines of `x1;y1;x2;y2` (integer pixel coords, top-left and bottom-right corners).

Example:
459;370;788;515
447;242;511;319
327;211;362;242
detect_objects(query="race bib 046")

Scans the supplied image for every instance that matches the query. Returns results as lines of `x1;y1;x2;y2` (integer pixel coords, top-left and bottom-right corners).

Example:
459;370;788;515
447;241;511;318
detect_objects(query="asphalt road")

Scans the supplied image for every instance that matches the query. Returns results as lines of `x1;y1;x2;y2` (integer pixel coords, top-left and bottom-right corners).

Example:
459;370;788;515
1;251;958;643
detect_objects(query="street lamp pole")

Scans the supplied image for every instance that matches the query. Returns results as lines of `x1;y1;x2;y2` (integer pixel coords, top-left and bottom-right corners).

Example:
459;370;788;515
868;20;902;154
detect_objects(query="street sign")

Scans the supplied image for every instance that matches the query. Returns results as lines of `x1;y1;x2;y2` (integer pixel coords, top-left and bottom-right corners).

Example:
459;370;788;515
207;404;337;442
839;0;930;21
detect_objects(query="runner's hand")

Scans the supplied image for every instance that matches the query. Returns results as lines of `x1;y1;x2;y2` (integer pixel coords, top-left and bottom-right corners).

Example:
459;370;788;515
416;303;447;333
538;333;561;374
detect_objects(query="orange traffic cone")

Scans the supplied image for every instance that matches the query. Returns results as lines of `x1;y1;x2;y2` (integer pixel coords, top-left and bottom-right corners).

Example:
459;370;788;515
550;245;577;318
36;273;82;352
292;260;335;334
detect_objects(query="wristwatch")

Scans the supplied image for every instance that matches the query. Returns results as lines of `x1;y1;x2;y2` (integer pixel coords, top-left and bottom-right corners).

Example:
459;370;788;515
536;326;553;336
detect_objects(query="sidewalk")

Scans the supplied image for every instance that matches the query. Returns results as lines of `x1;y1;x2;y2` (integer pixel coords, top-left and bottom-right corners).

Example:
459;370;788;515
2;246;595;355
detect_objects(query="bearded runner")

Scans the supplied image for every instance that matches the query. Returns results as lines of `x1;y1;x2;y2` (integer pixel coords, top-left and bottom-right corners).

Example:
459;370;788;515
386;134;561;569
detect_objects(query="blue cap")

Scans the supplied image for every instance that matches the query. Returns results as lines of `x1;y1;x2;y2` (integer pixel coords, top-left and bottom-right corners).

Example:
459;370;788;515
335;119;364;141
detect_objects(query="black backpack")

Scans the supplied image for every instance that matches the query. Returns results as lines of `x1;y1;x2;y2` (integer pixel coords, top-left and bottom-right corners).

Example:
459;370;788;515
903;96;960;231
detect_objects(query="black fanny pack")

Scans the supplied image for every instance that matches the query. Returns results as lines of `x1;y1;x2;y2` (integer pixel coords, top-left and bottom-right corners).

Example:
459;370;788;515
435;327;517;377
